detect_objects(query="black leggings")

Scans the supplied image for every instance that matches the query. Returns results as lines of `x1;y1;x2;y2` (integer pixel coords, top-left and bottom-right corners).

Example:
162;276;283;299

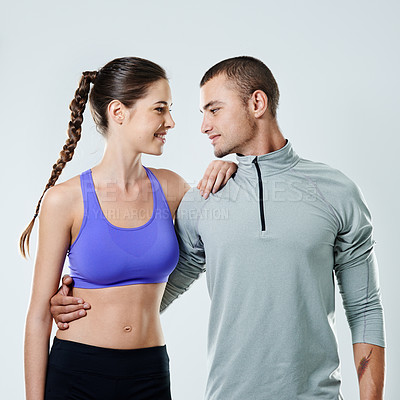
44;337;172;400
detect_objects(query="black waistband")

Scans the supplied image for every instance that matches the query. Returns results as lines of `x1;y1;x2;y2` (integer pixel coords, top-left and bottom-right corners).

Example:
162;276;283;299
48;337;170;377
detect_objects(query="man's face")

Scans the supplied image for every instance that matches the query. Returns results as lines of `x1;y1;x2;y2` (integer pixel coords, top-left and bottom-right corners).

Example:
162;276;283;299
200;74;256;158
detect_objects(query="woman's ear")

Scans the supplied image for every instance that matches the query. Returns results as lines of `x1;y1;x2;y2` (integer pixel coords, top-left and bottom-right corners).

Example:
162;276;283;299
107;100;125;125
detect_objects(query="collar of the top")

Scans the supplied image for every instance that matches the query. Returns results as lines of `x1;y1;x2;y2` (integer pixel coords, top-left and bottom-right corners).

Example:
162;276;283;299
235;139;300;177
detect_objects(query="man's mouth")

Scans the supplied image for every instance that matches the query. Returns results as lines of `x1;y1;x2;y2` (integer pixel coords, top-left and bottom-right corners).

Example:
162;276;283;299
209;134;221;145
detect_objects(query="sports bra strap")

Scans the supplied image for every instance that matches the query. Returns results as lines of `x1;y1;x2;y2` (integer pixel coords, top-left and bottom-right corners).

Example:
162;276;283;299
142;166;171;215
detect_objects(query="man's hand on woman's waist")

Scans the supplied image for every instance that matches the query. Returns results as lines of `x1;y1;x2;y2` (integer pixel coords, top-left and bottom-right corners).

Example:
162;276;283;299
49;275;91;330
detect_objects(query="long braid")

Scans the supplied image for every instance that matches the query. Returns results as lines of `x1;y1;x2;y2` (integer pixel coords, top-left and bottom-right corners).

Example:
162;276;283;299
19;57;168;260
19;70;98;259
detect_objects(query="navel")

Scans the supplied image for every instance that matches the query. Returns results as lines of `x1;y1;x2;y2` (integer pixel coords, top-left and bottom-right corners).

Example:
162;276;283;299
123;325;133;333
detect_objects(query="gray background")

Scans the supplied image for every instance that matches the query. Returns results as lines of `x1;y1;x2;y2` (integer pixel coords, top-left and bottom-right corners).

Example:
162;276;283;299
2;0;399;398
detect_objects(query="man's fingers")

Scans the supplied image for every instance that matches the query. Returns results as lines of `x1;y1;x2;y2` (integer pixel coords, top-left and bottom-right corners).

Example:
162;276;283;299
58;284;73;297
62;274;73;284
56;309;88;324
57;321;70;330
53;303;90;315
50;293;86;306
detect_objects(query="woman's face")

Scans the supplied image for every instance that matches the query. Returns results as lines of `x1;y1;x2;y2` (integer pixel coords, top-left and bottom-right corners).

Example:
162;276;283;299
116;79;175;156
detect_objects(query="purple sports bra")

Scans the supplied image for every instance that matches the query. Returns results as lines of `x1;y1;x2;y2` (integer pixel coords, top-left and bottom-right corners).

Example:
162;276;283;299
67;166;179;289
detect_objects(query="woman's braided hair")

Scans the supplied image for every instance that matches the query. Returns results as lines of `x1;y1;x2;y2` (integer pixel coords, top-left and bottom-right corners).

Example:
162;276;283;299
19;57;167;258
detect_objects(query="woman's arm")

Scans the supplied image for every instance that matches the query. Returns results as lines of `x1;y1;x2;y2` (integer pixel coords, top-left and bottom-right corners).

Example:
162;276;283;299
24;185;73;400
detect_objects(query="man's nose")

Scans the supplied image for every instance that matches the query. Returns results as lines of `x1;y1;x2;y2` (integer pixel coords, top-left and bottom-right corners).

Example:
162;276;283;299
201;116;212;134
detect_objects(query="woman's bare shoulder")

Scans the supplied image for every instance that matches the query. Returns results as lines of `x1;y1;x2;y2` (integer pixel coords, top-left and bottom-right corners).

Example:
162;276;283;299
148;168;190;195
50;174;81;200
40;174;83;220
147;168;191;217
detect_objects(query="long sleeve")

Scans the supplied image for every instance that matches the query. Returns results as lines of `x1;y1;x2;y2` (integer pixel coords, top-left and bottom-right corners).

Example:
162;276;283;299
333;181;386;347
160;189;206;313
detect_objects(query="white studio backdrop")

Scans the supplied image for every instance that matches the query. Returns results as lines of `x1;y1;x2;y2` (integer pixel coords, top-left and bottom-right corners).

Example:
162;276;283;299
1;0;399;398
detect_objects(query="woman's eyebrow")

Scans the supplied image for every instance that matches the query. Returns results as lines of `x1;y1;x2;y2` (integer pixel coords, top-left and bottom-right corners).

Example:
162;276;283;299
153;101;173;107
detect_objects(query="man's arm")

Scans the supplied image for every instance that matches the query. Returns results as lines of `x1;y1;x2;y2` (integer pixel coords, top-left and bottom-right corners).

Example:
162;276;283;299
353;343;385;399
160;188;206;313
333;181;386;399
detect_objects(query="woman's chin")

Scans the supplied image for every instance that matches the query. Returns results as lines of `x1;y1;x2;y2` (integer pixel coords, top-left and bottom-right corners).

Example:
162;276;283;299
144;148;164;156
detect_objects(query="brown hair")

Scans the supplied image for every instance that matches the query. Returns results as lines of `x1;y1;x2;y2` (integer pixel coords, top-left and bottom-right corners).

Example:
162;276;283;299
19;57;167;258
200;56;280;118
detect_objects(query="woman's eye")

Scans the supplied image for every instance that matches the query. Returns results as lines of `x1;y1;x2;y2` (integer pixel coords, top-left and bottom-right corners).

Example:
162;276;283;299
155;107;172;113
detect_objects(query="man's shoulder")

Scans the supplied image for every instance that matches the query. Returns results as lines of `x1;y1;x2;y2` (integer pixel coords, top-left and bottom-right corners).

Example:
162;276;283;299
296;157;359;193
180;187;207;209
295;157;367;216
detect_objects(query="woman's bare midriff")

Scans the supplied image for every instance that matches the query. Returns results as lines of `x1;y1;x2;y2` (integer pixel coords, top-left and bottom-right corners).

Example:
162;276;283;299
56;282;167;349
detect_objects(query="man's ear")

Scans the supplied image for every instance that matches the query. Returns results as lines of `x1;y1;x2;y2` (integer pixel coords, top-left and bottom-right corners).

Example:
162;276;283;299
250;90;269;118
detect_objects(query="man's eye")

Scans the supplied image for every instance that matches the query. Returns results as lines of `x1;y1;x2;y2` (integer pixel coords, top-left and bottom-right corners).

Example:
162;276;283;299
210;108;219;114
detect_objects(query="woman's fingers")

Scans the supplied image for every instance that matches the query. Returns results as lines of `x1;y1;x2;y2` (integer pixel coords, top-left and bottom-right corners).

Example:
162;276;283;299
206;171;226;198
202;169;220;198
212;172;226;194
198;162;224;197
198;161;238;198
221;163;238;186
197;163;215;192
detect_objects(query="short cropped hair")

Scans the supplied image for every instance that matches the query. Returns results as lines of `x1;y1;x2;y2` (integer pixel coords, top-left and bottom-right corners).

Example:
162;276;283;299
200;56;280;118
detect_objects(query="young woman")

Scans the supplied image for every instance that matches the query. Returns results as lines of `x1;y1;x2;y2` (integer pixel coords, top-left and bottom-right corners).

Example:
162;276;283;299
19;56;236;400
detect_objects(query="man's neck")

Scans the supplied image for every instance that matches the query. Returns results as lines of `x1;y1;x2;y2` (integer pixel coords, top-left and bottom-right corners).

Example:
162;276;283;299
237;120;286;156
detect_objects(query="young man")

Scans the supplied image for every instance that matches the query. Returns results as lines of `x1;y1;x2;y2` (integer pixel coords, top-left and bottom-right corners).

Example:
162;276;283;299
51;56;386;399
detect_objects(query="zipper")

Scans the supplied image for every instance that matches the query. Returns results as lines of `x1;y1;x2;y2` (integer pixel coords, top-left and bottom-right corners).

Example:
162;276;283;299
252;157;266;232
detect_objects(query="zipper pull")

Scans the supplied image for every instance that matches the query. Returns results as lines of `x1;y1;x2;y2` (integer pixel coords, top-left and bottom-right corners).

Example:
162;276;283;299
252;156;266;232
